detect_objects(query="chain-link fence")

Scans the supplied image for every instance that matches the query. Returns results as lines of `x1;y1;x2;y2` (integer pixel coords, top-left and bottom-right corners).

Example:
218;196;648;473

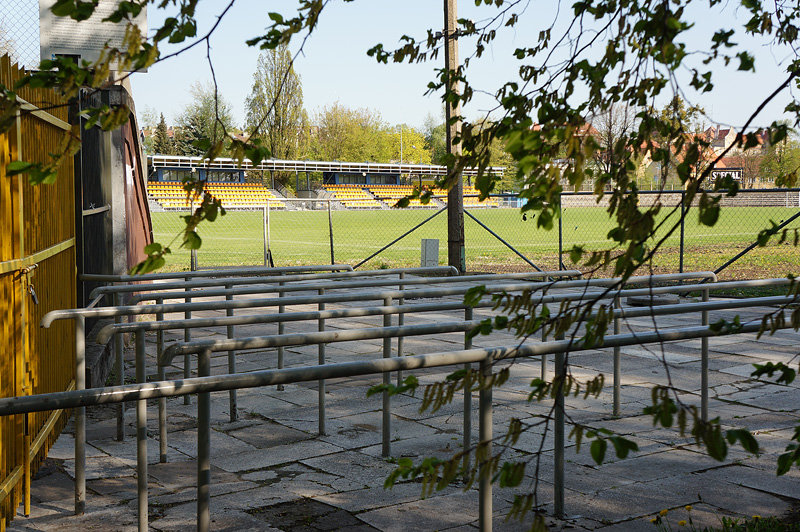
0;0;40;69
149;190;800;279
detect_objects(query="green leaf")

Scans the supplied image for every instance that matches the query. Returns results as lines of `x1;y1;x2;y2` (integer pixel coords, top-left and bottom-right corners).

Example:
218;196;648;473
590;438;607;465
6;161;35;174
725;429;759;456
183;230;202;250
609;436;639;459
143;242;163;254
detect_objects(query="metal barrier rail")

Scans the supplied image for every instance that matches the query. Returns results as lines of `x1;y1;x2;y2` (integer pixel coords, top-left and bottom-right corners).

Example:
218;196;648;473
80;264;366;445
123;270;580;304
79;264;355;283
98;270;581;459
40;271;720;521
4;309;798;531
82;266;462;439
87;266;461;299
45;272;721;327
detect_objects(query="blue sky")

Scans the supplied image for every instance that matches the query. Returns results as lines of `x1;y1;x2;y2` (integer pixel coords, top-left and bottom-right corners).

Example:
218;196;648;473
129;0;798;132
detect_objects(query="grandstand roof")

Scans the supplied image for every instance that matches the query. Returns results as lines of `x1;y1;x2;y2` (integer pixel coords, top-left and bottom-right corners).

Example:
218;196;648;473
147;155;504;177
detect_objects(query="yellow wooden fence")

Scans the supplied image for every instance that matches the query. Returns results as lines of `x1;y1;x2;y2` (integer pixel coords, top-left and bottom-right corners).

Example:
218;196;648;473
0;56;77;529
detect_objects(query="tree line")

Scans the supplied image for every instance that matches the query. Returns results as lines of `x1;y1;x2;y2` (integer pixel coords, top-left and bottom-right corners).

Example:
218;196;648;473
141;44;523;192
143;46;798;195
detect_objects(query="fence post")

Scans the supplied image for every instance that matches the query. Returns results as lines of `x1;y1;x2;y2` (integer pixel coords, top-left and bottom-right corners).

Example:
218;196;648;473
318;288;326;436
382;296;392;458
478;355;493;531
135;329;148;531
197;348;212;532
396;272;405;386
113;292;125;441
75;316;86;515
613;296;621;417
554;333;566;518
558;193;564;270
263;200;269;266
463;306;473;473
156;299;167;463
277;280;285;391
226;284;237;422
701;287;709;422
184;276;192;405
679;190;685;273
327;199;335;265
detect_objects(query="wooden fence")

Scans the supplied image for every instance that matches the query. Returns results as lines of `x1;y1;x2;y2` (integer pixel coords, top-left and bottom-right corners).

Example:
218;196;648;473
0;56;76;529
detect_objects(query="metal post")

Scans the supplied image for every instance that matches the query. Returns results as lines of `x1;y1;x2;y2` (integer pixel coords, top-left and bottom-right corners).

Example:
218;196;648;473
113;293;125;441
554;337;566;518
267;200;272;254
75;316;86;515
679;190;685;274
702;288;709;422
382;296;392;457
613;296;621;417
184;276;192;405
318;288;326;436
156;299;167;463
478;356;492;531
23;413;30;516
197;348;212;532
263;204;269;266
135;330;148;531
327;199;335;265
558;198;564;270
396;272;405;386
463;306;473;473
226;284;237;422
277;281;285;391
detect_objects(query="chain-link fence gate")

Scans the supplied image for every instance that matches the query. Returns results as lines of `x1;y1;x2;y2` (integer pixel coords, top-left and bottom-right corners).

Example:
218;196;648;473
0;0;40;69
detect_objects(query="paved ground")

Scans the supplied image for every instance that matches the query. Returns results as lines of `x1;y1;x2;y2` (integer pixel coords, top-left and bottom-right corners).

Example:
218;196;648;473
8;280;800;531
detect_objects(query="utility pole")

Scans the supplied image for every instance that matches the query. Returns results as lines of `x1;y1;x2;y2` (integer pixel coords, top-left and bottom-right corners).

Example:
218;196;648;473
444;0;465;273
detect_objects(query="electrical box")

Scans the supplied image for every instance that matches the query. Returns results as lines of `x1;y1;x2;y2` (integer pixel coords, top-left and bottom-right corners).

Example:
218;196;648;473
421;239;439;267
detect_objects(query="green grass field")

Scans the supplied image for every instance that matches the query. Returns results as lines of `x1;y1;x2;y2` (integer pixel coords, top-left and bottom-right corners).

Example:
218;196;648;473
151;205;800;278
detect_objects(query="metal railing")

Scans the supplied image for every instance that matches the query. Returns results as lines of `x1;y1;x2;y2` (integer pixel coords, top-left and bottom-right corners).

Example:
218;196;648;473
40;270;725;524
45;266;584;516
0;279;796;530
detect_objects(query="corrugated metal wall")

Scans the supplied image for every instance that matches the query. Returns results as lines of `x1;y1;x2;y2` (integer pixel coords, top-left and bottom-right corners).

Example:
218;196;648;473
0;55;76;529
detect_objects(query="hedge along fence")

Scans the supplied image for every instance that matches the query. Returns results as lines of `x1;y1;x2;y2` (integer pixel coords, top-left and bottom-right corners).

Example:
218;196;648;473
0;55;77;528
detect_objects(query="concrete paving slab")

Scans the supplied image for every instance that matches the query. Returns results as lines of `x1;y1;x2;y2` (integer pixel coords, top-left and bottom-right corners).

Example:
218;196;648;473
358;490;479;531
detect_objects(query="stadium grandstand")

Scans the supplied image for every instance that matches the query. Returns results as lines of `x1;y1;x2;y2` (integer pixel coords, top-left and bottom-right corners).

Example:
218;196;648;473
146;155;503;210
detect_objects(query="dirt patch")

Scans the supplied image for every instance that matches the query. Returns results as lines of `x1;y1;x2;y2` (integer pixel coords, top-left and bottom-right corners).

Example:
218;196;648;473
248;498;378;531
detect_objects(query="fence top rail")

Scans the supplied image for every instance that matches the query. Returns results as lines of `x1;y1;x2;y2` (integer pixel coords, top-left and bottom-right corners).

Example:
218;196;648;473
558;187;800;196
79;264;354;283
97;292;800;346
88;266;461;298
2;318;793;416
126;270;582;304
43;272;721;327
158;293;799;364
